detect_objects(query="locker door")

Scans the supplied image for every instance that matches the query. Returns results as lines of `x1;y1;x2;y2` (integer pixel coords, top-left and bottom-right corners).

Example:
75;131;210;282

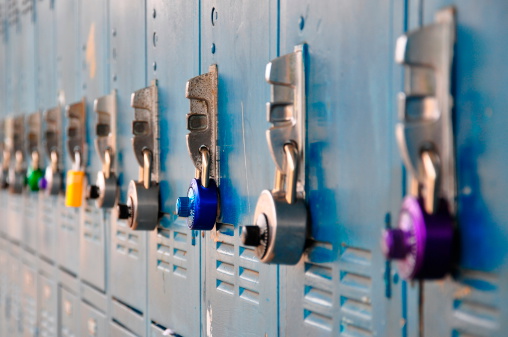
0;238;8;337
277;1;406;336
55;0;81;276
109;0;148;316
146;1;201;335
418;2;508;336
20;264;37;337
38;274;58;337
80;301;107;337
79;0;109;293
60;287;80;337
198;1;279;336
36;0;59;263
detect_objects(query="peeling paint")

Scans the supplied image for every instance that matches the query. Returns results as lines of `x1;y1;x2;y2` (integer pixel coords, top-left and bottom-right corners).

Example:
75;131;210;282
206;304;213;337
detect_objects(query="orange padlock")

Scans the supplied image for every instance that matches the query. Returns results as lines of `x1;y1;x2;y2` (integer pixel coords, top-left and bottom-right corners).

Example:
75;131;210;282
65;170;85;207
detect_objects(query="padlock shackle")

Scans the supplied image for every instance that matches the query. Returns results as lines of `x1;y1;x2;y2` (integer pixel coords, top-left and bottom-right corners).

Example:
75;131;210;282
200;147;210;188
142;148;152;189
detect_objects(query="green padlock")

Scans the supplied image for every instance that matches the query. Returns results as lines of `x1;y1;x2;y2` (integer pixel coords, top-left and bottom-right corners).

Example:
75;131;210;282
26;167;44;192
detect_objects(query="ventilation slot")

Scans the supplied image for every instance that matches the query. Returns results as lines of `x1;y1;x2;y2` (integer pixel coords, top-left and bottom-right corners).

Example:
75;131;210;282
40;308;57;337
115;221;139;261
338;244;373;336
7;0;18;26
451;269;500;336
155;228;171;274
42;198;55;231
154;227;188;277
22;293;37;335
20;0;31;15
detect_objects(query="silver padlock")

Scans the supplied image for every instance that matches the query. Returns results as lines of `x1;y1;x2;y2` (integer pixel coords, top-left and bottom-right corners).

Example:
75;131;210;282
117;81;160;230
88;91;119;208
241;45;309;265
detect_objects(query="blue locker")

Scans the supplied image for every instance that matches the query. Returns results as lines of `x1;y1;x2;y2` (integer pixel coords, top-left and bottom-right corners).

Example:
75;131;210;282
38;273;58;337
199;1;279;335
55;0;81;277
146;1;201;335
79;0;109;293
109;0;148;318
419;1;508;336
277;1;408;336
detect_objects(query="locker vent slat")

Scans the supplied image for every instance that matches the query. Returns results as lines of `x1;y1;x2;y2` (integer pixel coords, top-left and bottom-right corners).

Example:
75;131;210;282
451;269;500;336
338;244;373;336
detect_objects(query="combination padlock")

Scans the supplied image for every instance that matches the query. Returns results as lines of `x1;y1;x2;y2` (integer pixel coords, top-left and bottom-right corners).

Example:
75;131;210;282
117;149;159;230
176;148;219;230
381;7;457;280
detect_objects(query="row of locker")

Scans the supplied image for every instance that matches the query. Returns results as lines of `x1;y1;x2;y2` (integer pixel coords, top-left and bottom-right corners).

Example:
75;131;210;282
1;0;507;336
0;5;455;335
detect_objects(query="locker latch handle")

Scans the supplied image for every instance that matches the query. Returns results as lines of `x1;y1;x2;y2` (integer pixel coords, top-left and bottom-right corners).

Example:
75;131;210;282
175;65;220;231
382;6;457;280
117;80;160;231
241;44;309;265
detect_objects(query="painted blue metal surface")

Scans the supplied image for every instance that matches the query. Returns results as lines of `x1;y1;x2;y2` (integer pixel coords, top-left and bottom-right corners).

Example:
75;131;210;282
0;1;507;336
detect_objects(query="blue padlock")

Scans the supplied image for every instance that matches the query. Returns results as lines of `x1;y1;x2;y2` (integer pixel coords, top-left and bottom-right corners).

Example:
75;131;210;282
176;178;218;230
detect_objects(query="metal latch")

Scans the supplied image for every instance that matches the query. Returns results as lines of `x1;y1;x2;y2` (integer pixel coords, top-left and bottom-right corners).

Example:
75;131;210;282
117;80;160;230
0;119;8;189
87;90;119;208
26;112;44;192
8;116;26;194
382;7;456;280
65;98;87;207
175;65;219;231
241;45;308;265
41;106;63;195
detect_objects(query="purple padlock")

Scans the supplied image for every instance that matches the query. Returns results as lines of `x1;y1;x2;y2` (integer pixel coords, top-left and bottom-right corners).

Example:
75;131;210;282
382;196;454;279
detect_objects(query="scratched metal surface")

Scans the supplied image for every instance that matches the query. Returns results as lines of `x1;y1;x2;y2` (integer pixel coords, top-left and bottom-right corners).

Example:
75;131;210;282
109;0;149;321
419;1;508;337
78;0;109;293
200;0;279;336
0;1;507;336
147;0;201;335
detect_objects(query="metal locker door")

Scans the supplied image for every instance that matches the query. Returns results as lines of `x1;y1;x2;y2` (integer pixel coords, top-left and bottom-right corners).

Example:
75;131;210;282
20;264;37;337
9;243;23;337
145;1;201;335
197;1;279;336
277;1;406;336
36;0;59;264
79;0;110;293
55;0;81;277
0;238;8;337
110;322;139;337
109;0;148;316
80;301;107;337
416;2;508;336
38;274;58;337
60;287;80;337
